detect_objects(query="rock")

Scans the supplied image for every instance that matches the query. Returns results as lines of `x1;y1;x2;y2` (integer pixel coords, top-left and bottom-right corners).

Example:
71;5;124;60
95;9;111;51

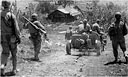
17;69;20;72
75;60;78;62
79;68;83;72
125;51;128;57
55;42;65;47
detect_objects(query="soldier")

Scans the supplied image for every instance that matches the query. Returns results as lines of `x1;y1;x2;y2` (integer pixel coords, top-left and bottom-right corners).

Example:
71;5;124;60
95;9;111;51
65;26;73;41
92;19;101;34
92;19;107;50
1;0;21;76
79;19;91;34
78;21;84;32
108;12;128;63
65;26;73;55
25;13;46;61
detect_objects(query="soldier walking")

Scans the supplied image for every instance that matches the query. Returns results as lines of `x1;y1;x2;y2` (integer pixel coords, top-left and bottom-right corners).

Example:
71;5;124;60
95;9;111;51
108;12;128;63
25;13;46;61
1;0;21;76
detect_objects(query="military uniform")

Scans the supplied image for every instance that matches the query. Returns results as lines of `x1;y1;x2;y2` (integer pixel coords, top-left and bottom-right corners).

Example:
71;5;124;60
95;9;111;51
92;23;100;34
26;13;45;61
108;12;128;63
1;0;20;76
79;19;91;34
65;26;73;40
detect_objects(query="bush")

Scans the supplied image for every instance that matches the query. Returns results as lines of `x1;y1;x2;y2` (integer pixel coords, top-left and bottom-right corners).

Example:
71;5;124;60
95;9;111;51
35;1;57;14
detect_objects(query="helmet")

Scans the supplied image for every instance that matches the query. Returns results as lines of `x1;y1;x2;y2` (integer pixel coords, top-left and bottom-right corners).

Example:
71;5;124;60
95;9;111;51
83;19;87;23
2;0;11;8
31;13;38;19
115;12;121;18
69;26;72;29
115;12;121;16
96;19;100;22
80;21;83;23
96;19;100;23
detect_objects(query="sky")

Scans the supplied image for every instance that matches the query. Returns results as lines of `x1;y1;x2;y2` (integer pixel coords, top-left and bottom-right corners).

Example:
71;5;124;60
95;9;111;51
0;0;37;10
100;0;128;4
0;0;128;10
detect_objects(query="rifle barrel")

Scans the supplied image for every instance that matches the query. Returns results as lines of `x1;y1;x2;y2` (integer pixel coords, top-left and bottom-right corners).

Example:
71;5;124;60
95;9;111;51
23;16;46;34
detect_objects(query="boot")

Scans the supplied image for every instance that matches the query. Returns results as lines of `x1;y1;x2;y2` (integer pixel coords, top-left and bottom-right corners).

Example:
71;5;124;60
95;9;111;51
113;57;118;63
125;57;128;64
123;52;128;64
0;65;5;76
33;52;40;61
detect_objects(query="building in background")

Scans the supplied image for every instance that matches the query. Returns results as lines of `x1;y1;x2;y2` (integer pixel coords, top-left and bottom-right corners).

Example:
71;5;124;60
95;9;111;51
47;5;81;23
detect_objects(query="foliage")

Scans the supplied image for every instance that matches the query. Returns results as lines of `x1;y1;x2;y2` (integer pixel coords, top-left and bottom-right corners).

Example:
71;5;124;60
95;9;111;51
57;0;75;7
11;0;128;32
35;1;57;14
76;0;127;32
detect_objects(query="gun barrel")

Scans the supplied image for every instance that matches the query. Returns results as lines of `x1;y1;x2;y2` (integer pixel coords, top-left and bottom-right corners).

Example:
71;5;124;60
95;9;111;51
23;16;46;34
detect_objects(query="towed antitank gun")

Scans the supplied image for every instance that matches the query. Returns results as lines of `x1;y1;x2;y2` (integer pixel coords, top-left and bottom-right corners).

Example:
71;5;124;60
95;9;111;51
66;31;103;56
65;5;107;56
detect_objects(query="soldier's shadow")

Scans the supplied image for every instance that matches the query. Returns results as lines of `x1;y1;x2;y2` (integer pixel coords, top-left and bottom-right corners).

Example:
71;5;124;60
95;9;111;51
104;60;127;65
4;72;16;76
72;53;90;61
22;57;42;62
72;53;89;56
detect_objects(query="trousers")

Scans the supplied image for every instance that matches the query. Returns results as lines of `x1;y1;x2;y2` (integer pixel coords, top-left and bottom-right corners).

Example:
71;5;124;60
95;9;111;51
1;34;17;70
30;33;42;58
112;38;126;60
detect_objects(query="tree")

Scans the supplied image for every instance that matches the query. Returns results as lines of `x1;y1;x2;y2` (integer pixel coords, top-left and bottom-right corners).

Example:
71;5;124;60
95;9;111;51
57;0;74;8
35;1;57;14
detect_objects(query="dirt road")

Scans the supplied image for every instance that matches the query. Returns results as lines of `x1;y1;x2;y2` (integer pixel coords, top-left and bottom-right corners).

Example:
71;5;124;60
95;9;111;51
1;32;128;77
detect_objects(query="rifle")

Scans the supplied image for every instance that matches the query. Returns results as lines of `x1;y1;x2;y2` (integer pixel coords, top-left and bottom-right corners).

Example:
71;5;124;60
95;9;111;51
22;16;46;34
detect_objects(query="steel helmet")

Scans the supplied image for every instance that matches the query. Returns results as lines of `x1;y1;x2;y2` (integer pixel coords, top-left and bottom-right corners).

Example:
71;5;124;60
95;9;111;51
83;19;87;23
31;13;38;19
115;12;121;15
96;19;100;22
2;0;11;8
80;21;83;23
69;26;72;29
115;12;121;18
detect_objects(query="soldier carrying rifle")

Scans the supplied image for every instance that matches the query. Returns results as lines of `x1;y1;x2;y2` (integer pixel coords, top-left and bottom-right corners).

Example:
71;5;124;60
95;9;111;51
108;12;128;63
24;13;47;61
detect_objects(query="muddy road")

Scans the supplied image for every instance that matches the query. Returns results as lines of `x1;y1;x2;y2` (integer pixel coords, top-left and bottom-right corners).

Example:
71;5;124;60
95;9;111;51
1;31;128;77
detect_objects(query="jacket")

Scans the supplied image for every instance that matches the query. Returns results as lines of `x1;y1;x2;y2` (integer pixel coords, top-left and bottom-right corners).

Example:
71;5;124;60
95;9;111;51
92;23;100;34
108;21;126;40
